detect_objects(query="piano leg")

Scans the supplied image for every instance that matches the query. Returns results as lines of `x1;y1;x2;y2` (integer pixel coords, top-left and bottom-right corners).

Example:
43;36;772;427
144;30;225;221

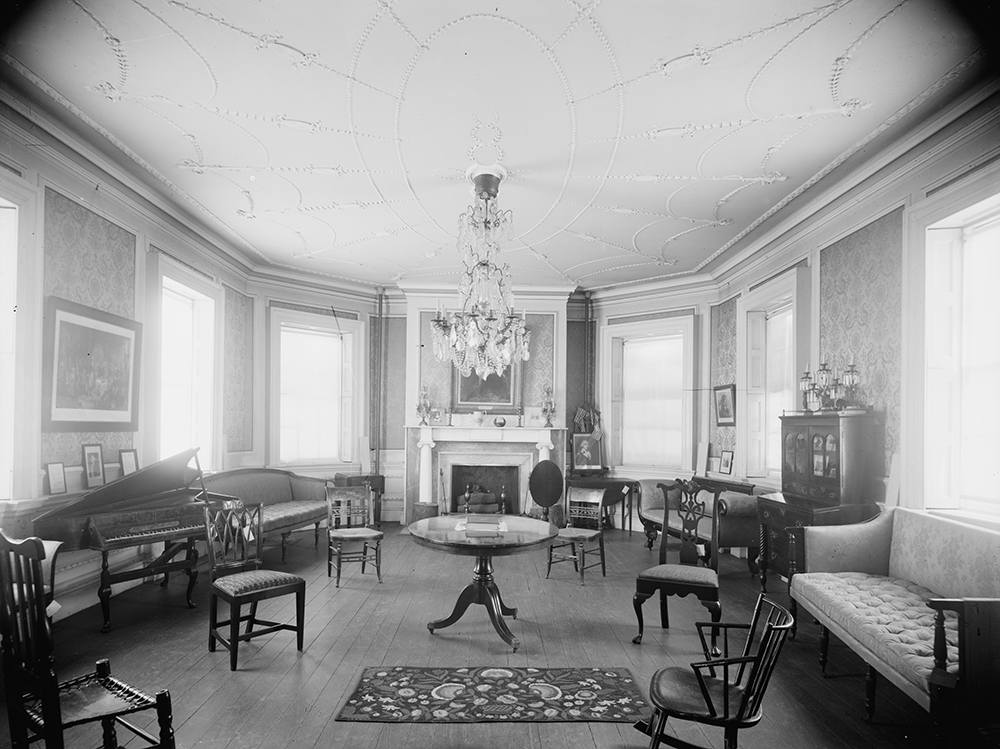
100;551;113;633
185;540;198;608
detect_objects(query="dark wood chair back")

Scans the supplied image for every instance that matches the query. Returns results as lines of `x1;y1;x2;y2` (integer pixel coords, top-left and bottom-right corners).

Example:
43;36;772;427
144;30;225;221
203;499;265;579
657;478;723;570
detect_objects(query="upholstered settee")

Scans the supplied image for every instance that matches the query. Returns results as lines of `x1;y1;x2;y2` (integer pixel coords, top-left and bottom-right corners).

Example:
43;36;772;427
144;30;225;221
789;506;1000;729
200;468;366;562
635;478;760;575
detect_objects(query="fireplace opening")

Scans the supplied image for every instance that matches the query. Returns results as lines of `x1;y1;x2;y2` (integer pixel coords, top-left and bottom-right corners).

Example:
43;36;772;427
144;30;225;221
450;465;519;514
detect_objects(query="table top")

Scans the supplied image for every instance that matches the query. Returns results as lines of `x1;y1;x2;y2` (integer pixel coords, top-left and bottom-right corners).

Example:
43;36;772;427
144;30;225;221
408;515;558;557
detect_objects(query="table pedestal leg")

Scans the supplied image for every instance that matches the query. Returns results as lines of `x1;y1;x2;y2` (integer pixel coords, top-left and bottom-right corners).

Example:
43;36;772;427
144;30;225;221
427;555;520;651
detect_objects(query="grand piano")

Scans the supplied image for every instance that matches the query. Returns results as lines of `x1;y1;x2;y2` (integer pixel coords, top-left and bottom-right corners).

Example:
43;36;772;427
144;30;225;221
34;447;208;633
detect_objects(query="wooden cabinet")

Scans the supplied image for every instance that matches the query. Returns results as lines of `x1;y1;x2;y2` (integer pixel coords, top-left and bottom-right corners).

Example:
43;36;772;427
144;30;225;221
758;411;879;592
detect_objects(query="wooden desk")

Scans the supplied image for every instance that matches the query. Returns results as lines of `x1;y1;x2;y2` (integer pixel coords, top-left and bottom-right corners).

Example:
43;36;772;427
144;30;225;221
566;476;639;535
408;515;557;652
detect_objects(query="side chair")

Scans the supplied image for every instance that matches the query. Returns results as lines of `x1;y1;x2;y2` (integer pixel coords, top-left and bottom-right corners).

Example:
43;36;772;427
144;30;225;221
635;594;794;749
632;478;724;644
547;484;607;584
204;500;306;671
326;480;383;588
1;529;175;748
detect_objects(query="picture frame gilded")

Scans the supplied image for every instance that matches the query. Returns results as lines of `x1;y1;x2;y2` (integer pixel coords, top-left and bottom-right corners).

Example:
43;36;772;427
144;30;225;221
714;384;736;427
42;297;142;432
119;448;139;476
82;443;105;489
451;361;523;415
45;462;67;495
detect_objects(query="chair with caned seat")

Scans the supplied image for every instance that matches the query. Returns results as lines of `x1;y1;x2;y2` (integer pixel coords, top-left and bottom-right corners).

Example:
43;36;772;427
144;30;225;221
546;484;607;585
1;529;175;748
203;499;306;671
634;594;794;749
632;478;724;644
326;480;384;588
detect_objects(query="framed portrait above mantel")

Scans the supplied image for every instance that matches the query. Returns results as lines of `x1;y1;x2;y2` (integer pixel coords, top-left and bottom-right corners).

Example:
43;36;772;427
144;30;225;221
450;361;523;415
42;296;142;432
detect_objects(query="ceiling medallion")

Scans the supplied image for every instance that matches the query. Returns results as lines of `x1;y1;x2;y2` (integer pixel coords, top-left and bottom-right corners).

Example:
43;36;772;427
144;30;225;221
430;164;530;380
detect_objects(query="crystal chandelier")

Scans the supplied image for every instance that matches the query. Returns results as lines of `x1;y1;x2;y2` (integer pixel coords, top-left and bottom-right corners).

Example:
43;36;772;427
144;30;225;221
431;164;530;379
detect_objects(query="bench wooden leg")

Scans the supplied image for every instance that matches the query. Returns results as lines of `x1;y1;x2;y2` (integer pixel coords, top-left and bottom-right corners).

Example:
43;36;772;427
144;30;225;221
819;626;830;676
864;664;877;723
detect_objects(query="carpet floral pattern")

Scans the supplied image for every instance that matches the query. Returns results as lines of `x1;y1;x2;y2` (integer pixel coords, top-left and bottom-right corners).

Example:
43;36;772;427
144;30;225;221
337;666;649;723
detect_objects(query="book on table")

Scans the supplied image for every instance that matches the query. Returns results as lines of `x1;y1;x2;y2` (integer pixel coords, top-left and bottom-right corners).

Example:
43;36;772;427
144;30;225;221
463;514;502;537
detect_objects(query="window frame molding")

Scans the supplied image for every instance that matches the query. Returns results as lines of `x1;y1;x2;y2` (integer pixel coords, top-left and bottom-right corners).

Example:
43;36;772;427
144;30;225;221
598;313;695;475
268;304;365;468
736;266;810;485
903;160;1000;511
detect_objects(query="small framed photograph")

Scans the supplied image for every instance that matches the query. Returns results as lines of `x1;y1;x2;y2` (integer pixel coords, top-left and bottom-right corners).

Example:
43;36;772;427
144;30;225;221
82;443;105;489
572;433;602;471
720;450;734;476
46;462;67;494
119;448;139;476
714;384;736;427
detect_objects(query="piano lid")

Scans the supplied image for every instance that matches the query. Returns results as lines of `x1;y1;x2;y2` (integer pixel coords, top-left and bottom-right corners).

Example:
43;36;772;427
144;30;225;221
34;447;203;521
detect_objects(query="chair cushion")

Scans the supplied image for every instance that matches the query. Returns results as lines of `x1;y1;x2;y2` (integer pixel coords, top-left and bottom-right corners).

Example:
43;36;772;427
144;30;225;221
261;500;325;533
328;527;384;541
648;665;746;720
213;569;304;597
557;527;601;541
637;563;718;587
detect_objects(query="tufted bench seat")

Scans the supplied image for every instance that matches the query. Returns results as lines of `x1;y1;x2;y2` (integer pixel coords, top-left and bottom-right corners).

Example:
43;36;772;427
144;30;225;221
790;506;1000;731
201;468;367;562
636;478;760;575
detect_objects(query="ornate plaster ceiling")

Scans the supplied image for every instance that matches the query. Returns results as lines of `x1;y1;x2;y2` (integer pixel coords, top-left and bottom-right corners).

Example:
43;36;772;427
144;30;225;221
0;1;986;293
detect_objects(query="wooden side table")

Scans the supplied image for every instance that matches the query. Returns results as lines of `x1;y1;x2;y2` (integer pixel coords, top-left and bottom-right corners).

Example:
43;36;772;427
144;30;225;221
566;476;639;535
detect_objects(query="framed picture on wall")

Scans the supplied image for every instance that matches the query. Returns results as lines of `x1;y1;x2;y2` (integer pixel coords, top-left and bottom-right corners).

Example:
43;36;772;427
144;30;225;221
82;443;105;489
42;297;142;432
451;362;523;415
714;384;736;427
572;433;603;471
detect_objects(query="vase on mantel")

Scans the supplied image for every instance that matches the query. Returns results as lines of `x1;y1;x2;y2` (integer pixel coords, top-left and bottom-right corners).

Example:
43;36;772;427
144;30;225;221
470;410;485;426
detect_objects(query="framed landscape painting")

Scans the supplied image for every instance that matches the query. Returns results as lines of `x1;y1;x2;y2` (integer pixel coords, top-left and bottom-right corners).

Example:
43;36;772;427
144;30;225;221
42;297;142;432
451;362;523;415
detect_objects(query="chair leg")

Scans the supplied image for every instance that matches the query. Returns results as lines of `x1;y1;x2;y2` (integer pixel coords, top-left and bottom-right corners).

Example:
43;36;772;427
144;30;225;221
247;601;258;634
230;601;241;671
546;545;553;578
632;591;652;644
578;546;586;585
156;690;176;749
647;708;668;749
723;725;739;749
571;542;579;571
659;589;669;629
209;593;218;651
101;716;117;748
296;588;305;651
335;543;344;588
375;541;383;583
314;521;320;549
599;535;606;576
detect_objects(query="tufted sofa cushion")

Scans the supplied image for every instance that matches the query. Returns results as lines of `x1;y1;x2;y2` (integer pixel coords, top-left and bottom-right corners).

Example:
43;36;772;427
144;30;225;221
792;571;960;691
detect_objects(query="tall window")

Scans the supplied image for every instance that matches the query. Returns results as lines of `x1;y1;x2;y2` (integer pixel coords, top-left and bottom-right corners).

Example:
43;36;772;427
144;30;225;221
738;267;809;482
0;199;15;499
925;206;1000;515
271;307;359;466
603;315;694;471
622;336;684;465
160;274;217;470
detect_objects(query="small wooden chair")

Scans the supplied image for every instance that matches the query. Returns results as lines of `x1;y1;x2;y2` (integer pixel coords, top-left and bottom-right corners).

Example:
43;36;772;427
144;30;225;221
0;529;175;748
547;484;607;585
632;478;724;644
635;594;794;749
327;481;384;588
203;500;306;671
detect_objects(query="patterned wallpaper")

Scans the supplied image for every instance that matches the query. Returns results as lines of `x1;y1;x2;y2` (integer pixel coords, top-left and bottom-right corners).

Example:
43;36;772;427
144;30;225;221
710;297;738;458
565;319;589;426
820;208;902;475
224;285;253;452
42;188;136;467
380;317;407;449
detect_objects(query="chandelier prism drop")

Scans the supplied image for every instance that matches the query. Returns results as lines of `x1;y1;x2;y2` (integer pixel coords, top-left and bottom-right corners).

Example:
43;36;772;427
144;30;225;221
431;164;530;379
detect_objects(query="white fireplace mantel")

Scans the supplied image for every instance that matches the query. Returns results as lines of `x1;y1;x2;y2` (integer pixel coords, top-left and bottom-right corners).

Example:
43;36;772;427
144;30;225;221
405;426;567;521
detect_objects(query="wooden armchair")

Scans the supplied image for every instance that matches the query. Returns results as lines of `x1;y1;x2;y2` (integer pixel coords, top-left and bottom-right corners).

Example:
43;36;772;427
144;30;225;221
1;529;175;748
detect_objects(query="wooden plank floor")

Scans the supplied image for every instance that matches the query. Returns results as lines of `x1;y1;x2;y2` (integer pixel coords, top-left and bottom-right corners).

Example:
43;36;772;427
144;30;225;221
2;522;954;748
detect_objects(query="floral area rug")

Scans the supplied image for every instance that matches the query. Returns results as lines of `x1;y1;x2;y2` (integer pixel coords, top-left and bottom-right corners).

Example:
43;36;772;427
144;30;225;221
336;666;649;723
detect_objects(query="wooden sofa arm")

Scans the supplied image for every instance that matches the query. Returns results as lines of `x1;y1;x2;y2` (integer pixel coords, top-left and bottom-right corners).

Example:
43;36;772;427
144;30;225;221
928;598;1000;712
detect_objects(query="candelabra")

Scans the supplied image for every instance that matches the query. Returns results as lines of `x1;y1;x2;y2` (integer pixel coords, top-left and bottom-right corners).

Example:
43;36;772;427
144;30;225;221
416;386;432;425
798;361;864;412
541;386;556;428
